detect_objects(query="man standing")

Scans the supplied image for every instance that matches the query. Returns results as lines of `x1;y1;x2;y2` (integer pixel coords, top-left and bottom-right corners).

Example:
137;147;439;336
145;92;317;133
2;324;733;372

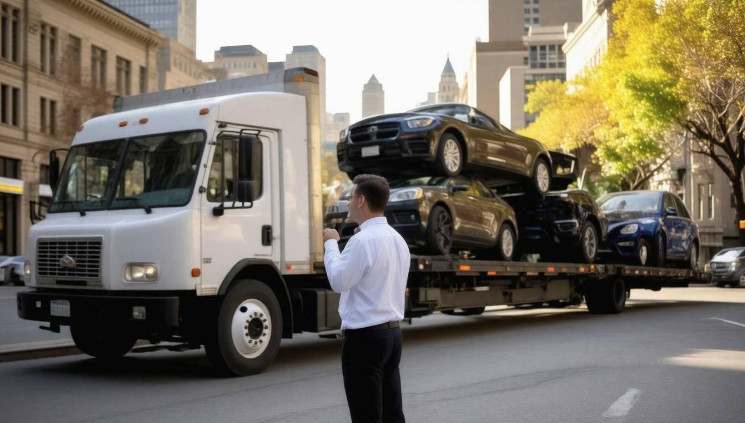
323;174;410;423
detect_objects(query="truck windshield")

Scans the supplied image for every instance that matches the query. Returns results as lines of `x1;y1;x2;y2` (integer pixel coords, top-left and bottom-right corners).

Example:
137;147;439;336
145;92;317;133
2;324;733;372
49;131;205;213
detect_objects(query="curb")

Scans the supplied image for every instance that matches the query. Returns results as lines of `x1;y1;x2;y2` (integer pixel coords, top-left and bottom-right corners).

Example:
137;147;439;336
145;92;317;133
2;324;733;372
0;340;80;363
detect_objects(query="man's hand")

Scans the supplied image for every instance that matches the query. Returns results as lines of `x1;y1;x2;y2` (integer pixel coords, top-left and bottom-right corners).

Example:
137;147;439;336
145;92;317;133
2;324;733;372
323;228;340;242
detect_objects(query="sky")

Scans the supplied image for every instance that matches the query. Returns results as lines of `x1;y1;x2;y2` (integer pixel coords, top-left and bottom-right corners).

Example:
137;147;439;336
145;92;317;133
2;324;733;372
196;0;489;123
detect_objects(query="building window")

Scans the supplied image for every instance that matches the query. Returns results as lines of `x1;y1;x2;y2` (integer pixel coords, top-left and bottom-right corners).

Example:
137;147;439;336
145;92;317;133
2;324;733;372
40;97;56;135
707;183;714;219
139;66;147;93
116;56;131;96
40;24;57;76
91;46;107;89
67;35;81;84
529;44;566;69
1;4;20;63
0;156;19;178
40;164;50;185
1;83;19;126
697;184;705;219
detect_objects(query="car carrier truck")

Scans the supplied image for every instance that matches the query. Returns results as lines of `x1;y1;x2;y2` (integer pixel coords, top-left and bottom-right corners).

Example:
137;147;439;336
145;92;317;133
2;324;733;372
17;68;705;376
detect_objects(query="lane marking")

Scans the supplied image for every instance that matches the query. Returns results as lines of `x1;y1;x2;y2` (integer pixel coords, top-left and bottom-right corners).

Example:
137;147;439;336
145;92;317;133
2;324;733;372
603;389;641;418
707;318;745;328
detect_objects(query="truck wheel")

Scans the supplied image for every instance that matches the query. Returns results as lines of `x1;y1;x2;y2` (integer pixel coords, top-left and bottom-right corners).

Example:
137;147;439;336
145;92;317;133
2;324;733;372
434;133;463;176
206;280;282;376
496;223;515;261
425;205;453;255
530;158;551;197
578;222;598;263
585;278;626;314
71;322;137;360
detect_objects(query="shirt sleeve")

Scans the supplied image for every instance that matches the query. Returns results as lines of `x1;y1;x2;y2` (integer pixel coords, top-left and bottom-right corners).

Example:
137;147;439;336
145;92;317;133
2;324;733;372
324;236;369;293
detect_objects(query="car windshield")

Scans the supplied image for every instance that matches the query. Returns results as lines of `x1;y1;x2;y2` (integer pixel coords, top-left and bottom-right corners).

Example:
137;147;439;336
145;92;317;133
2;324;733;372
389;176;449;188
598;192;661;214
49;130;205;213
408;104;470;123
713;248;745;260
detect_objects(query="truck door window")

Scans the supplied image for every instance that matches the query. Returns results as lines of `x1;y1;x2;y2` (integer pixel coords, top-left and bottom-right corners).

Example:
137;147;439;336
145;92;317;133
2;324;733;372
207;134;263;203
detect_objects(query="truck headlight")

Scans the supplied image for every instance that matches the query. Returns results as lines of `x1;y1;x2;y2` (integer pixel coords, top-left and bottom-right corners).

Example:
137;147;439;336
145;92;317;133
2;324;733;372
24;260;31;278
389;188;423;202
620;224;639;234
405;117;435;129
124;263;158;282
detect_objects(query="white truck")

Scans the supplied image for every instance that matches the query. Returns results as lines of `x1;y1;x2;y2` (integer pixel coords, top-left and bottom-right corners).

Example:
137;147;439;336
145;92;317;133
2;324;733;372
17;68;704;376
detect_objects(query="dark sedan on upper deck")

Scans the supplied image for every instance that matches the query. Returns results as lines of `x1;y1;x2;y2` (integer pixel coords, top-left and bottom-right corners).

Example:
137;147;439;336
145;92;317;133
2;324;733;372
336;103;557;196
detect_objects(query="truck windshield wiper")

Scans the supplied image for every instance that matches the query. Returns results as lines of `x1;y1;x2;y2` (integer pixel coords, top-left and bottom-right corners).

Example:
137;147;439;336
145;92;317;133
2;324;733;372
53;200;86;216
116;196;152;214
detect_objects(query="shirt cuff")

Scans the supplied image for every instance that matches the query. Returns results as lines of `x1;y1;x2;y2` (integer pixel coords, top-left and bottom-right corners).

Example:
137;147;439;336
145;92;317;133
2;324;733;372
324;239;339;250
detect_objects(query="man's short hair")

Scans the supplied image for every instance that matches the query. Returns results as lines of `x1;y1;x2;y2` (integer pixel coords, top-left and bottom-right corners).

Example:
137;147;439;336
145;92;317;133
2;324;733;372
352;174;389;213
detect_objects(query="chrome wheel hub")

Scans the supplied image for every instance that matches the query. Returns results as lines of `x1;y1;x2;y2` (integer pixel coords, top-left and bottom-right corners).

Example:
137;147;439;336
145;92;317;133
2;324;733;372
536;162;550;193
501;228;514;258
231;299;271;359
443;139;461;173
584;226;597;258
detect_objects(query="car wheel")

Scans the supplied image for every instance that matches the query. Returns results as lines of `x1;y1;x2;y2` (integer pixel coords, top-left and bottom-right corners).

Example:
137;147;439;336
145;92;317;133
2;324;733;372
496;223;515;261
636;238;650;266
688;243;698;270
650;233;666;267
434;133;463;177
578;222;598;263
425;205;453;255
530;158;551;197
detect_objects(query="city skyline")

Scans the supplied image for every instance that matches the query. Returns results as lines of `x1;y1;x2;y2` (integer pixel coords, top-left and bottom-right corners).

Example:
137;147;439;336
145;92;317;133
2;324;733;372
195;0;489;123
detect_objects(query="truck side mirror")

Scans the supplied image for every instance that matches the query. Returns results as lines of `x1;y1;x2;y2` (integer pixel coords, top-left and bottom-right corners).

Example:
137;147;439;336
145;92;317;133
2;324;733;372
238;133;261;183
235;181;259;203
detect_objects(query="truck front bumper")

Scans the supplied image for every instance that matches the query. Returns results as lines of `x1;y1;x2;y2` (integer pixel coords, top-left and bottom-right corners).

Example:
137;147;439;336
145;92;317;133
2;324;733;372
17;290;181;329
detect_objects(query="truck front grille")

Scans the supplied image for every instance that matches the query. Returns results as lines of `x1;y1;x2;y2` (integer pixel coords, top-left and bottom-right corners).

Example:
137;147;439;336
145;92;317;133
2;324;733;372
37;238;102;280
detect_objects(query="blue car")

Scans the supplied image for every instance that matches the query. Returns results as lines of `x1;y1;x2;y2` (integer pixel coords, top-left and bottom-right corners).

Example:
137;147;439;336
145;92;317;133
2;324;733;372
597;191;699;268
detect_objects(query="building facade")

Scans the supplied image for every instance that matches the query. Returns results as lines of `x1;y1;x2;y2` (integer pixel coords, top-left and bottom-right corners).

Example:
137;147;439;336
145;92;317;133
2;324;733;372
209;45;268;79
156;38;213;90
362;75;384;118
563;0;614;82
0;0;160;255
286;45;327;141
102;0;196;51
437;58;459;104
465;0;581;120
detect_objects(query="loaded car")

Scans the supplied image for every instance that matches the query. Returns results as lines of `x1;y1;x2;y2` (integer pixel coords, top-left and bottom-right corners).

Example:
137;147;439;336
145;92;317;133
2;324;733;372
324;175;518;259
502;189;608;263
708;247;745;288
597;191;699;268
336;103;558;196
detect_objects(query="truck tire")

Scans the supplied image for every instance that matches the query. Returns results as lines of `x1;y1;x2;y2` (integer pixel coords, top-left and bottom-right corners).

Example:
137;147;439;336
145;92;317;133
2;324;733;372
585;278;626;314
71;322;137;360
206;280;282;376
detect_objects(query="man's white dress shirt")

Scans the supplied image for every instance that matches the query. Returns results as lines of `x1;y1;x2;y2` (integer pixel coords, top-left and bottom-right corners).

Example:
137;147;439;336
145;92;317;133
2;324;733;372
324;217;410;329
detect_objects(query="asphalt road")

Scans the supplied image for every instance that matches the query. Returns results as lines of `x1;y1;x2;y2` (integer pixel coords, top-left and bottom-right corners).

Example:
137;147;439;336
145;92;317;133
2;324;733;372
0;286;72;347
1;287;744;423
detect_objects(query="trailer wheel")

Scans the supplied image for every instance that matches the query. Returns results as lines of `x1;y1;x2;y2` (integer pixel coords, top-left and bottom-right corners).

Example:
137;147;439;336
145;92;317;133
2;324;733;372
206;280;282;376
71;322;137;360
585;278;626;314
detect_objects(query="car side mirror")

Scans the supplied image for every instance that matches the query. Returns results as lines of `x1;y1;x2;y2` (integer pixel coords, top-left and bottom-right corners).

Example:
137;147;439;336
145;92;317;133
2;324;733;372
451;184;469;193
664;207;678;216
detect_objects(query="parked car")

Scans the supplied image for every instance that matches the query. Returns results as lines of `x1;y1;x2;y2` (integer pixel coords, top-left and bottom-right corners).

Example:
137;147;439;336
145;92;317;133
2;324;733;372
502;189;608;263
708;247;745;288
324;175;518;259
336;103;558;196
0;256;25;286
597;191;699;268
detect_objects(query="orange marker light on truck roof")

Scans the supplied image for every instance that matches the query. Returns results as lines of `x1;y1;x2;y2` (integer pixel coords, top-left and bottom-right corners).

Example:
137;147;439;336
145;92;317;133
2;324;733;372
139;118;149;124
199;108;210;115
119;121;128;127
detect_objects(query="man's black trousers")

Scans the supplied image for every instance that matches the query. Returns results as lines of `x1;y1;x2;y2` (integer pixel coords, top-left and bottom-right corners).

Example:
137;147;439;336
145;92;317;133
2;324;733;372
342;327;405;423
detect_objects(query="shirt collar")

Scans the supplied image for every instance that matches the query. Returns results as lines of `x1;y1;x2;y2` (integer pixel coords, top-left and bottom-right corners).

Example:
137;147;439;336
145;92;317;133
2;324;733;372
359;216;387;231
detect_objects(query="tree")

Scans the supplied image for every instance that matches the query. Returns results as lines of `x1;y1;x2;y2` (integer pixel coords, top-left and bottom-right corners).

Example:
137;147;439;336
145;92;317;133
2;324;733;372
653;0;745;242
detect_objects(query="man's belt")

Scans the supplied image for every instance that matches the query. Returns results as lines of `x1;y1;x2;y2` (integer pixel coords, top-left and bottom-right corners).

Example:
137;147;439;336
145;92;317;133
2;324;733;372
342;321;400;336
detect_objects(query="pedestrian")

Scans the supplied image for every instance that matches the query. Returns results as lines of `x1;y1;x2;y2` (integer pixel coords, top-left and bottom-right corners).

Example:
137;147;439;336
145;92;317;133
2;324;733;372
323;174;410;423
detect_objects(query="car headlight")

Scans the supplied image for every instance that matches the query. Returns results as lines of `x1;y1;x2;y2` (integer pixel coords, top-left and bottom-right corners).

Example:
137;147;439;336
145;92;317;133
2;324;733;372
620;224;639;234
405;117;435;129
124;263;159;282
729;261;738;271
339;127;349;141
389;188;423;202
24;260;31;278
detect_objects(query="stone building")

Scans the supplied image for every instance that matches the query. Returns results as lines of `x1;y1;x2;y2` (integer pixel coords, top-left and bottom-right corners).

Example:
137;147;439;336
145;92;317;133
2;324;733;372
0;0;161;255
437;57;459;104
209;45;268;79
362;75;384;118
156;38;213;91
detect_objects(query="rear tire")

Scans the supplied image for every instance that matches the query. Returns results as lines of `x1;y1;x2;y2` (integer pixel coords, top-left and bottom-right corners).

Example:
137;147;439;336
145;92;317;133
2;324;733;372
585;278;626;314
205;280;282;376
71;322;137;360
425;205;454;255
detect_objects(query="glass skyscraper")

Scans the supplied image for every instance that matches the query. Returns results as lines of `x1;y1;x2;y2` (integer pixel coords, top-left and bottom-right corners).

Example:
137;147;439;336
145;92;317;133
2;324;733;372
103;0;196;51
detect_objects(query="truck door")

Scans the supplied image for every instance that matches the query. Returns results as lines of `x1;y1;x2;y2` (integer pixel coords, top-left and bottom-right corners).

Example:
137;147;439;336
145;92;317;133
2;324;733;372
200;128;278;289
